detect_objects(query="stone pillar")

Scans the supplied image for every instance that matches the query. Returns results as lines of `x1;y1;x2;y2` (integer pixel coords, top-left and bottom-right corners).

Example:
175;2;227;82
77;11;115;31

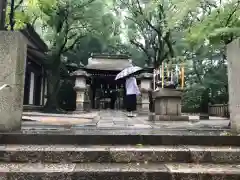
0;32;27;132
149;88;189;121
84;84;91;112
138;73;153;114
136;94;142;111
29;72;35;104
227;38;240;133
71;69;89;113
0;0;7;29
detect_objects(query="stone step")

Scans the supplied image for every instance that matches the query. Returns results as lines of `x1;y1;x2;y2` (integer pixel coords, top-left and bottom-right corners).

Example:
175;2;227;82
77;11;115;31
0;145;239;164
1;133;239;146
0;163;239;179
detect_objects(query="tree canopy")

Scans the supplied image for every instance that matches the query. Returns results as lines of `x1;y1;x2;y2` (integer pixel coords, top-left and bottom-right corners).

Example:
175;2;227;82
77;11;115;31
6;0;240;113
171;0;240;113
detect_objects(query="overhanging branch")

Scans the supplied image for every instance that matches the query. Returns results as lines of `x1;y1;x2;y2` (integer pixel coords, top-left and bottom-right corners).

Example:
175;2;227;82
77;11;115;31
63;34;86;53
225;0;240;26
76;0;96;9
164;31;174;57
135;0;160;34
130;39;152;62
14;0;23;10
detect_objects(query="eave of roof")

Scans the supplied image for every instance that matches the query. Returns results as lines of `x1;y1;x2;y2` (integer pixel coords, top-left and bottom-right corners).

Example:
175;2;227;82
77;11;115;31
20;24;48;52
90;53;130;60
85;58;132;71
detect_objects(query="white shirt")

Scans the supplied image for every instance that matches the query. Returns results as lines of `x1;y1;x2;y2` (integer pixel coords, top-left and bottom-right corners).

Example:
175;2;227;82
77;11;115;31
125;77;140;95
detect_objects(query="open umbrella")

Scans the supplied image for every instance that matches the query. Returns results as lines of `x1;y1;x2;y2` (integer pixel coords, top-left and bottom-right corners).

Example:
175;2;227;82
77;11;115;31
115;65;142;80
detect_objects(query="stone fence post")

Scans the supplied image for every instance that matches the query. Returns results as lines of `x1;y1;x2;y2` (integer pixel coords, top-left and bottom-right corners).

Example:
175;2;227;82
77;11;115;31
227;38;240;133
71;69;89;113
84;84;91;111
0;32;27;132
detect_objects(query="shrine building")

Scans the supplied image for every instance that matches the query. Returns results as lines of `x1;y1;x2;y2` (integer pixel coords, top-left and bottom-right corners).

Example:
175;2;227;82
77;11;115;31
83;53;135;110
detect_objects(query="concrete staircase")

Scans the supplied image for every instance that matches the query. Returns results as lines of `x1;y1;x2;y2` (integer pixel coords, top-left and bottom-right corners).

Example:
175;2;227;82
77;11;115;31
0;132;240;179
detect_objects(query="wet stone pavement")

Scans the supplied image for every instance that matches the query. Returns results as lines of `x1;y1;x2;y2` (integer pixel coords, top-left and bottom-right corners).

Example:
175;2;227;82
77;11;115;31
22;110;230;133
0;111;239;179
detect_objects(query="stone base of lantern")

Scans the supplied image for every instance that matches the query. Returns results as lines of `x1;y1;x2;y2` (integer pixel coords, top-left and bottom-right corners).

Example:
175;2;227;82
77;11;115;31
149;114;189;121
75;103;85;113
149;88;189;121
83;100;91;112
74;87;88;114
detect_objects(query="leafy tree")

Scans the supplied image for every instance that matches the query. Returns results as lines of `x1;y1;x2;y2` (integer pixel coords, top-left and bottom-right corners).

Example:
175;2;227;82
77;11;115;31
64;5;126;66
67;35;147;67
114;0;175;67
182;43;228;113
0;0;7;29
166;0;238;114
20;0;108;112
186;0;240;45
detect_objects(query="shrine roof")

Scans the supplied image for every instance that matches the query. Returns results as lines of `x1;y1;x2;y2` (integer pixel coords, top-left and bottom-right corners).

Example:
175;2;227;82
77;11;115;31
21;24;48;52
85;56;133;71
91;53;130;59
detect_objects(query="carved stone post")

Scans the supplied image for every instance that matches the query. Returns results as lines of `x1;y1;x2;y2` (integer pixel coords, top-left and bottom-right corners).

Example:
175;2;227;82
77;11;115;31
71;69;89;113
0;32;27;132
84;84;91;112
136;92;142;112
227;38;240;133
138;73;153;114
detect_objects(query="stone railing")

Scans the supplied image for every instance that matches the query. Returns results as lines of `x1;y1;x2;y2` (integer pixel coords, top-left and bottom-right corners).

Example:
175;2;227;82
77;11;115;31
208;104;229;117
0;84;11;91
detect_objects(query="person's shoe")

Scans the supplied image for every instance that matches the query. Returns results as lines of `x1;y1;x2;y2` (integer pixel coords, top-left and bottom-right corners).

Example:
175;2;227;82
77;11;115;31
127;112;134;117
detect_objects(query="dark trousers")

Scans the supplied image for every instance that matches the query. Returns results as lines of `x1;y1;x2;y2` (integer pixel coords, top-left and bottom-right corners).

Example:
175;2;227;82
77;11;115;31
110;98;116;109
126;94;137;112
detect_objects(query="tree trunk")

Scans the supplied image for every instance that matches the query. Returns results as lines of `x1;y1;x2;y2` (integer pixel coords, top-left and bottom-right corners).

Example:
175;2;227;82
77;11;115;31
200;89;210;113
199;88;210;120
9;0;15;30
0;0;7;30
44;69;61;113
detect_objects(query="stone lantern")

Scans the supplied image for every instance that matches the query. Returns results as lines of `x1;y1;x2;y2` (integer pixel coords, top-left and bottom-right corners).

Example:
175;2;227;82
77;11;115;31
70;69;89;113
137;72;153;114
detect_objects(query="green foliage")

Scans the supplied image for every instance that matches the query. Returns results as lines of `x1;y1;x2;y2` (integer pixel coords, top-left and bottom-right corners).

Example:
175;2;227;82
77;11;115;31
21;0;111;111
165;0;238;113
8;0;232;113
4;0;28;30
115;0;175;67
182;45;228;112
184;0;240;44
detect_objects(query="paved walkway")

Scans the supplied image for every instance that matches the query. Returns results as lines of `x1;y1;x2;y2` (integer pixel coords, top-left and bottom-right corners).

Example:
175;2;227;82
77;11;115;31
22;110;229;131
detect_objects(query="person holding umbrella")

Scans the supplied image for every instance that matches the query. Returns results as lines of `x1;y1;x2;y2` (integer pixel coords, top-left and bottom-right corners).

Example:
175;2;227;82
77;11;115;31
115;61;142;117
125;74;141;117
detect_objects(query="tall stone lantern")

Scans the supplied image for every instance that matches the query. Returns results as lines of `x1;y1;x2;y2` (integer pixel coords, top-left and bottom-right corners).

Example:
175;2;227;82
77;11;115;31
70;69;89;113
137;72;153;114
